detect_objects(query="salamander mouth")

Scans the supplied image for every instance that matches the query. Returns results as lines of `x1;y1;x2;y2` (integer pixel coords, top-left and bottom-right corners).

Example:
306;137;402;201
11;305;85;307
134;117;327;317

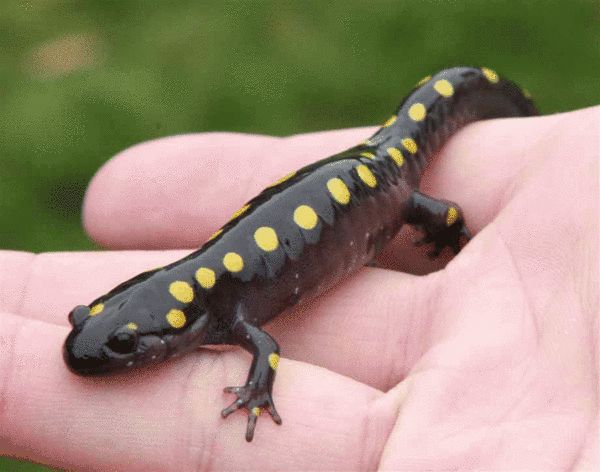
64;361;115;376
63;345;139;376
63;348;113;376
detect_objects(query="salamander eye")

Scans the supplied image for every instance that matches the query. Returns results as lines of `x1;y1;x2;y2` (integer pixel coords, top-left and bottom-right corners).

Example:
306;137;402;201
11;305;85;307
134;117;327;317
106;328;138;354
68;305;90;328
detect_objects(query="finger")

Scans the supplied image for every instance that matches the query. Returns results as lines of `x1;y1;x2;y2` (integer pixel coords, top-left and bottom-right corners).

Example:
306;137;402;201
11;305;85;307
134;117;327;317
0;313;397;471
7;247;438;391
0;249;189;324
82;114;562;273
83;128;374;250
0;251;34;314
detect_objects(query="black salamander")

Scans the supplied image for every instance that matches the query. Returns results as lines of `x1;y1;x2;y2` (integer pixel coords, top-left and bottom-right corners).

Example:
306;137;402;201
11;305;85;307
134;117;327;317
64;66;537;441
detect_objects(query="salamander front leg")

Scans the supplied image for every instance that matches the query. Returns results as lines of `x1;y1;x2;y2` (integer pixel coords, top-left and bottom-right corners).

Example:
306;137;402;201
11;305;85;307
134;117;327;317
406;190;471;257
221;315;281;441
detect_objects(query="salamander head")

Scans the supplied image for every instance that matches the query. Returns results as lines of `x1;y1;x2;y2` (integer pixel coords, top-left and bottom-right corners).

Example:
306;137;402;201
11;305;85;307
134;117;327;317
63;274;209;376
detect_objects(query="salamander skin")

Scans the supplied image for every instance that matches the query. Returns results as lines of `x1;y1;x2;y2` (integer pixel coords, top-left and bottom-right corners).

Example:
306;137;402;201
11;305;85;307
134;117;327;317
64;66;537;441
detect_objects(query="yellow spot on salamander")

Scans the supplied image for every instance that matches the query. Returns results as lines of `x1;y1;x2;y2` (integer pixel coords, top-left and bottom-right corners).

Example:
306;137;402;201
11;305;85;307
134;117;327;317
327;177;351;205
356;164;377;188
251;407;261;417
523;88;532;99
481;67;499;84
254;226;279;252
382;115;397;127
169;281;194;304
230;204;250;221
360;151;376;160
408;103;426;122
126;322;138;331
386;147;404;167
293;205;318;230
207;228;223;242
89;303;104;316
268;352;280;370
166;309;186;329
363;139;373;146
433;79;454;97
416;75;432;87
401;137;418;154
268;171;296;188
446;207;459;226
195;267;216;289
223;252;244;272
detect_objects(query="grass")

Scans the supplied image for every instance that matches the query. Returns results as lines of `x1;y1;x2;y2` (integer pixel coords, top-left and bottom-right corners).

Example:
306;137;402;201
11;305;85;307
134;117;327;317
0;0;598;469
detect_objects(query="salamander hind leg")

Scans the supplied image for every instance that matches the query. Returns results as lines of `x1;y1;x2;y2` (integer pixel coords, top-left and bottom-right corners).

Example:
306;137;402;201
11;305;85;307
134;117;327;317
406;190;471;258
221;309;281;442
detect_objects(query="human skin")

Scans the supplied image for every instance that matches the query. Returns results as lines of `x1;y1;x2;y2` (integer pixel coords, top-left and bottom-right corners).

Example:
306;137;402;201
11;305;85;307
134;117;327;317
0;106;597;471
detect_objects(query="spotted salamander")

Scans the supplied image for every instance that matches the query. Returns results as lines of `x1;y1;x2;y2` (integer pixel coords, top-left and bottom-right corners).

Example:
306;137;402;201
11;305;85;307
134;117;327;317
64;66;537;441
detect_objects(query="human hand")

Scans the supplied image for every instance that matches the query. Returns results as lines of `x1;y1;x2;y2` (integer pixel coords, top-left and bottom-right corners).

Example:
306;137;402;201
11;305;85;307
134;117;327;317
1;106;597;470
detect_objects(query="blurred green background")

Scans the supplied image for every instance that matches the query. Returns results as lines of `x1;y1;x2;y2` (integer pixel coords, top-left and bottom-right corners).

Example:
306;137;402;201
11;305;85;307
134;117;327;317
0;0;597;470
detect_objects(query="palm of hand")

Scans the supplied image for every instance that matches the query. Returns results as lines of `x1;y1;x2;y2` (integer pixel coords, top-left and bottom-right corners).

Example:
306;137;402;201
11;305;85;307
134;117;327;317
0;107;597;470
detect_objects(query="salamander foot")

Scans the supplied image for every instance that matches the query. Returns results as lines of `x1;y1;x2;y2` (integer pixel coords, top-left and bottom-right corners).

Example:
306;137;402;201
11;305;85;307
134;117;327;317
415;220;471;258
222;384;282;441
407;190;471;258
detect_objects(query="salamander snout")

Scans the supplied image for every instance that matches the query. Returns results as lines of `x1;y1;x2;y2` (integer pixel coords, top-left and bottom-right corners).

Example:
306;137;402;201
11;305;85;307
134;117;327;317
63;326;109;376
